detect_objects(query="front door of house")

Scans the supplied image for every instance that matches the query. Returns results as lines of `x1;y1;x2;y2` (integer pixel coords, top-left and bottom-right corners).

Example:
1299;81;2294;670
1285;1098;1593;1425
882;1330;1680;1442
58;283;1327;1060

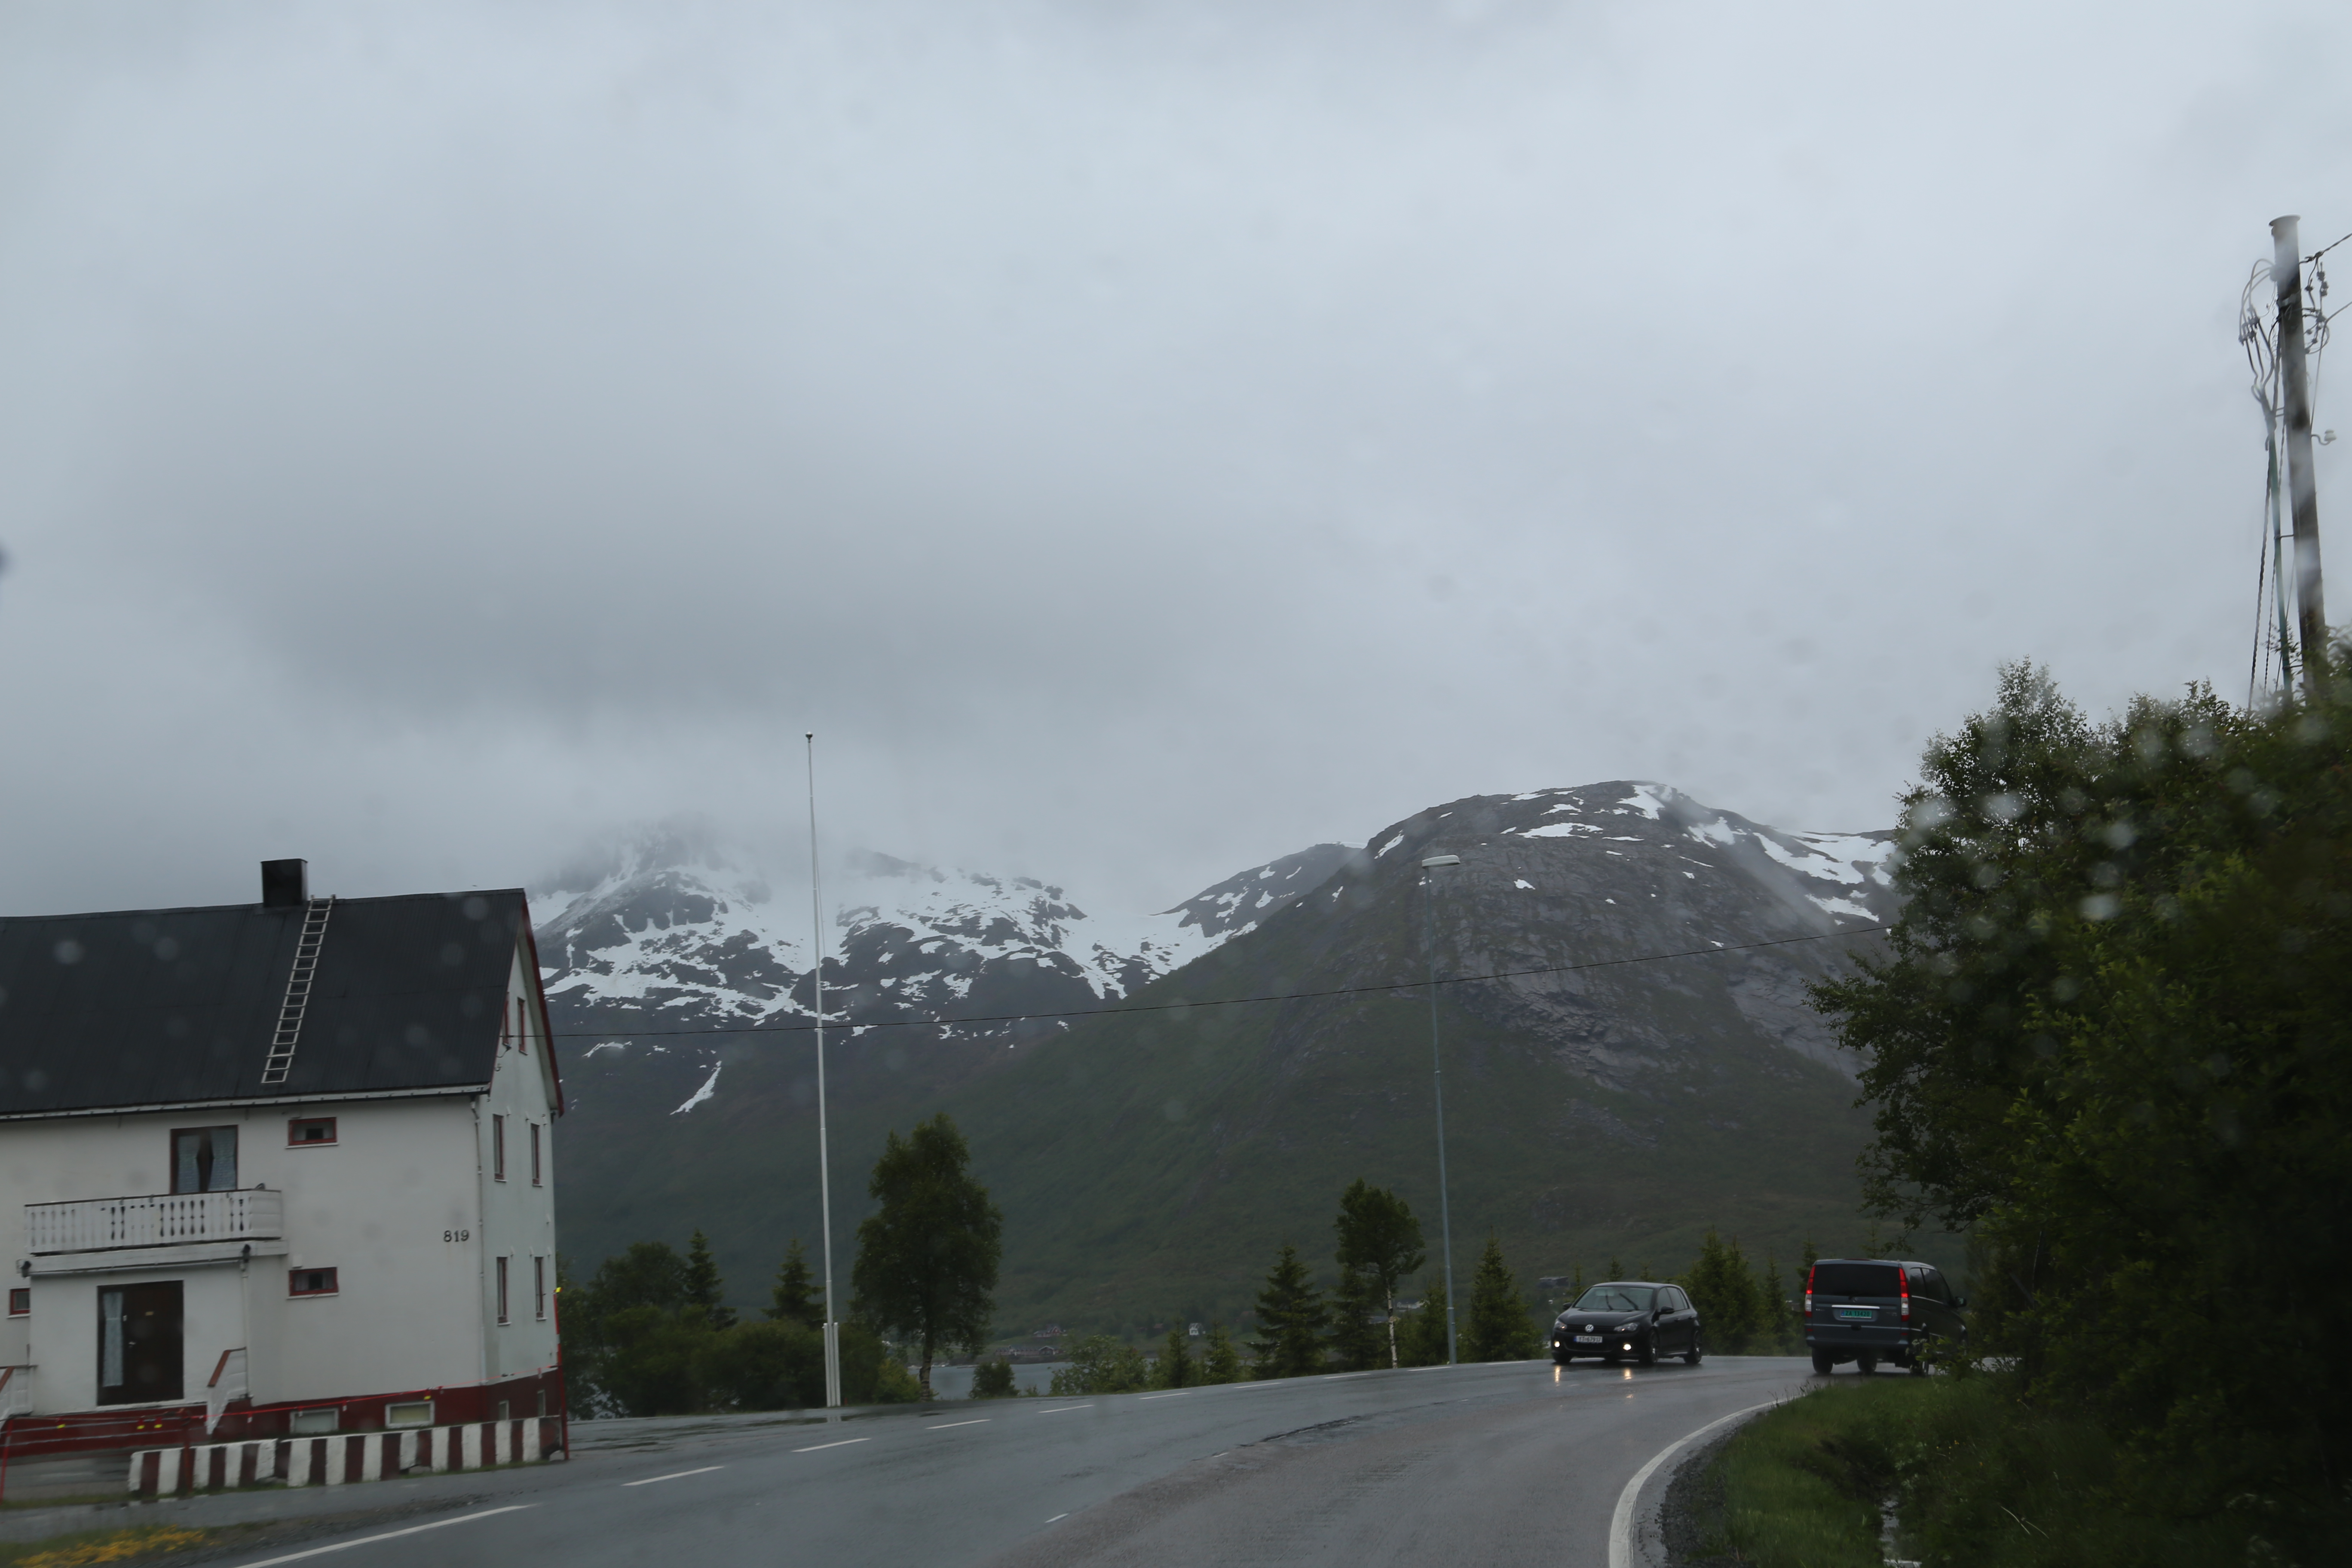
98;1282;182;1405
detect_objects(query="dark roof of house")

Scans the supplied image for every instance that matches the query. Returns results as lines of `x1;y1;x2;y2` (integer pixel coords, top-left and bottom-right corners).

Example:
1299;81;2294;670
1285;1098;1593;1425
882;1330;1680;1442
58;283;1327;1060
0;890;545;1118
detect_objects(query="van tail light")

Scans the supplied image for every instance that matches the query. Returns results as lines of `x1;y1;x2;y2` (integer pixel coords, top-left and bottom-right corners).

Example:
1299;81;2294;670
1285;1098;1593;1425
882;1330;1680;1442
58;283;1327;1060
1900;1273;1911;1322
1804;1263;1815;1317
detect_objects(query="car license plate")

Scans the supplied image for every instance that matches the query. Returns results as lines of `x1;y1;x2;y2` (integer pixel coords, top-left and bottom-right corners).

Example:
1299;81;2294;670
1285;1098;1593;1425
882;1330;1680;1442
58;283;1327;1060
1573;1335;1603;1343
1834;1307;1877;1322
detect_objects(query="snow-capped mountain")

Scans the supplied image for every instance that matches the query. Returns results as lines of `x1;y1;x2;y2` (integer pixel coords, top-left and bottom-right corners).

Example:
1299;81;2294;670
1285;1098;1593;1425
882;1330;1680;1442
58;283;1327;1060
531;830;1326;1057
544;783;1905;1330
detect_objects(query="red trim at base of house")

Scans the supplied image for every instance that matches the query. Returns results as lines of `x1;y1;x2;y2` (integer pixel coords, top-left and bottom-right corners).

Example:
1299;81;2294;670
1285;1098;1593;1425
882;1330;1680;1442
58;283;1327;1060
0;1367;565;1467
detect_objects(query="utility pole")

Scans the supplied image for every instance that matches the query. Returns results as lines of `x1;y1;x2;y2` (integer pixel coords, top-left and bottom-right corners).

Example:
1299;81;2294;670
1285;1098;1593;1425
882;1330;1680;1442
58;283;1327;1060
2273;215;2329;698
806;733;842;1409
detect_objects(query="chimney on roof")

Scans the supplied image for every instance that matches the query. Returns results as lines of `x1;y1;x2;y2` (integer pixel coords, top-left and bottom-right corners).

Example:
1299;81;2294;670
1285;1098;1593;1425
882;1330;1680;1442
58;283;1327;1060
261;859;309;908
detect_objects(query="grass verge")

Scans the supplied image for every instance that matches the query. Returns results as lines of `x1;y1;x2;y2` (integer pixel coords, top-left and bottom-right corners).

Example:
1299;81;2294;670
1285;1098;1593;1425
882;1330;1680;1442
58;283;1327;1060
0;1526;211;1567
1690;1373;2338;1568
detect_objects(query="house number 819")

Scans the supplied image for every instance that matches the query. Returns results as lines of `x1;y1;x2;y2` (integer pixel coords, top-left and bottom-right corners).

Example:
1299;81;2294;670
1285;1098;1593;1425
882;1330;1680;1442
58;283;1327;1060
444;1229;471;1243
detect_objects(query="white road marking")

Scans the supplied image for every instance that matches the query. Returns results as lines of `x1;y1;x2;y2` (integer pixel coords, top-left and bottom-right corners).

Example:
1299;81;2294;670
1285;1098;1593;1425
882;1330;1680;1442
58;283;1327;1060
793;1437;871;1453
623;1465;725;1487
927;1418;990;1430
1035;1404;1093;1415
1607;1402;1778;1568
227;1505;533;1567
1137;1391;1191;1400
1046;1513;1069;1523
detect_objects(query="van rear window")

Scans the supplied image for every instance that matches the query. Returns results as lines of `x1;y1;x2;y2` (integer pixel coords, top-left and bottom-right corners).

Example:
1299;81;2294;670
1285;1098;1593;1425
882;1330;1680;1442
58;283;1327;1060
1812;1263;1902;1297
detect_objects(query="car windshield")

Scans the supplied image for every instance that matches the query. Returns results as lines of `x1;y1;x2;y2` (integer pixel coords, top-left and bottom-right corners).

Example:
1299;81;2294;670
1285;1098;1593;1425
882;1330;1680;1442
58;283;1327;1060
1811;1263;1903;1298
1570;1286;1654;1313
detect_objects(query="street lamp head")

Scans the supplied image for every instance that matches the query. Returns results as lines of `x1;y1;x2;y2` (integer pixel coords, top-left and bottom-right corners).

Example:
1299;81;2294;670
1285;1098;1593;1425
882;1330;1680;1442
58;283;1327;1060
1421;854;1461;869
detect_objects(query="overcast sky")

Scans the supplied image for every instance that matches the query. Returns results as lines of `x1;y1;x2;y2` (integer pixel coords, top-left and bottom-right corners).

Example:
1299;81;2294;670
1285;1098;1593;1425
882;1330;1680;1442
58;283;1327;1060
2;0;2345;920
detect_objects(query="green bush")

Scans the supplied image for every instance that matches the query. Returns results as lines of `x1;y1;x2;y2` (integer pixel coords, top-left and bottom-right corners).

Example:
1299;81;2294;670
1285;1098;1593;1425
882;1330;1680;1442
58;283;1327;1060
1048;1335;1150;1395
597;1304;713;1416
695;1318;821;1410
1814;659;2352;1526
1701;1376;2310;1568
970;1357;1017;1398
871;1355;924;1403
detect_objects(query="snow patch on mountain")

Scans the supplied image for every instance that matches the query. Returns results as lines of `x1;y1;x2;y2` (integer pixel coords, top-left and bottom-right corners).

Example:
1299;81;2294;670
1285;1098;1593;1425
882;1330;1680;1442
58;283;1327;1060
532;830;1357;1072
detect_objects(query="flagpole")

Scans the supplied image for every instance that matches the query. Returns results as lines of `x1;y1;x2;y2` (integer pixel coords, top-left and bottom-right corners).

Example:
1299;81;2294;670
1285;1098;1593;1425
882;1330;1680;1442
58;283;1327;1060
807;733;841;1409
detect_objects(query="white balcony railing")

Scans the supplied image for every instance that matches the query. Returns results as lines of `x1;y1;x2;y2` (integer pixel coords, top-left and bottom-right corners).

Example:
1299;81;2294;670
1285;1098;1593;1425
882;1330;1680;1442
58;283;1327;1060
25;1189;284;1255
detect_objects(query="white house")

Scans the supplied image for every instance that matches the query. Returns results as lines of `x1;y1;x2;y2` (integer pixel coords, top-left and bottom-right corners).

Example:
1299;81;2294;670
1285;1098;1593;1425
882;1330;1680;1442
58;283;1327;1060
0;860;564;1462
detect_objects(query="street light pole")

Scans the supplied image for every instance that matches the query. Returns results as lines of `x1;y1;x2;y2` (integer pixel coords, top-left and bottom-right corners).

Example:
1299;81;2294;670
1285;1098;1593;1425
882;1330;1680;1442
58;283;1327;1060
1421;853;1462;1366
806;733;841;1409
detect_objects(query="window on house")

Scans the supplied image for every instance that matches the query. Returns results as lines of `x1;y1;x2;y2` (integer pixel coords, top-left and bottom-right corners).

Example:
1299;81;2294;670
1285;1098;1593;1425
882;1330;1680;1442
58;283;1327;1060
7;1289;26;1316
289;1268;338;1296
496;1257;510;1324
492;1115;506;1180
170;1127;238;1194
287;1117;337;1147
530;1123;542;1185
533;1256;546;1320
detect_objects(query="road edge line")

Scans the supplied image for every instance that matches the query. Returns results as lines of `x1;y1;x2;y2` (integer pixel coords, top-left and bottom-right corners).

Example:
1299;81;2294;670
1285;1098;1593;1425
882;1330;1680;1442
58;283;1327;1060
1606;1400;1778;1568
227;1504;534;1568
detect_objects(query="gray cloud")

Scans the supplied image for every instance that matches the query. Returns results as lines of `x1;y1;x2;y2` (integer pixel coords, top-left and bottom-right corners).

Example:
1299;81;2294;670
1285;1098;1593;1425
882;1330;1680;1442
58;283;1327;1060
2;0;2346;918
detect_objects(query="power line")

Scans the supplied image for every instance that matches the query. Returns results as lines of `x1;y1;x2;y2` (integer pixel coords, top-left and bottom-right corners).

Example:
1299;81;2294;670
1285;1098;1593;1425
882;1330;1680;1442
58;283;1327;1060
2308;228;2352;265
549;922;1891;1041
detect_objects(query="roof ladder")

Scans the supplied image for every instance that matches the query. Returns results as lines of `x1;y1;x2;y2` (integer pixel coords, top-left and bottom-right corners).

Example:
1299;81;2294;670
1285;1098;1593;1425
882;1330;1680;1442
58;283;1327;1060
260;896;335;1087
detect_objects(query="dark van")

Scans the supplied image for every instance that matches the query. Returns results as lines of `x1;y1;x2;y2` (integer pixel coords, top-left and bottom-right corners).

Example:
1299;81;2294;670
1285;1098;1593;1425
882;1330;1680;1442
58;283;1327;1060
1803;1258;1966;1375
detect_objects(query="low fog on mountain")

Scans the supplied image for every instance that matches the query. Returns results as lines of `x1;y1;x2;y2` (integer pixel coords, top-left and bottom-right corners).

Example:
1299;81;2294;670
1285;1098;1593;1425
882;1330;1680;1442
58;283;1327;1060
2;1;2344;919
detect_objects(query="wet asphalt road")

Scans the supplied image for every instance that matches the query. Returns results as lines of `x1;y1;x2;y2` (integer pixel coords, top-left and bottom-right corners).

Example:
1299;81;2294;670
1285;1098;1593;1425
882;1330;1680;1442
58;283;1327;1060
212;1357;1812;1568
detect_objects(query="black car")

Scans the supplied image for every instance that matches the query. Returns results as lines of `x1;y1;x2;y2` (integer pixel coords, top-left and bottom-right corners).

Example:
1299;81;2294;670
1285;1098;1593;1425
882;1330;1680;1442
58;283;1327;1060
1803;1257;1967;1375
1551;1281;1702;1366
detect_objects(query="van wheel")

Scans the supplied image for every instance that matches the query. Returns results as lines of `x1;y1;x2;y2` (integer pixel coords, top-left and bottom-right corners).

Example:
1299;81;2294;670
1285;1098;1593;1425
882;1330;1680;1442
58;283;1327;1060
1857;1354;1878;1375
1684;1340;1703;1366
1810;1351;1834;1375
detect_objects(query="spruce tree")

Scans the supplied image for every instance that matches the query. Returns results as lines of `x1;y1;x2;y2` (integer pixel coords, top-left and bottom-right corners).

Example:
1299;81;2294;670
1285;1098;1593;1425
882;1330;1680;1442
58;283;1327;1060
1463;1234;1536;1361
1155;1326;1193;1389
683;1229;737;1329
1680;1230;1760;1352
1397;1271;1451;1366
1760;1256;1795;1352
1200;1323;1243;1384
766;1238;821;1327
1248;1243;1328;1378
